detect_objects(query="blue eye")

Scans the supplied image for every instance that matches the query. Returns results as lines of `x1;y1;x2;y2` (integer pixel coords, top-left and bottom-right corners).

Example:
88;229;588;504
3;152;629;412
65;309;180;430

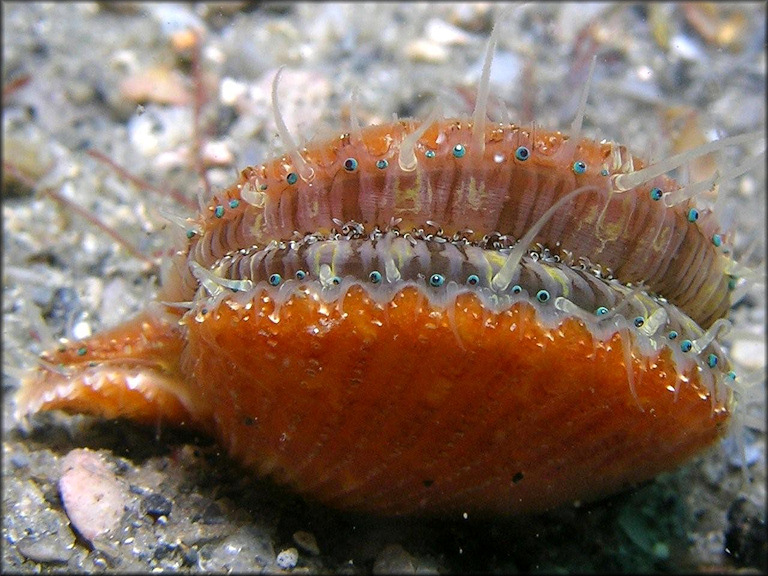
214;205;225;218
369;270;382;284
707;354;718;368
376;159;388;169
228;199;240;209
536;289;550;303
452;144;466;158
515;146;530;161
633;316;644;328
681;339;693;353
466;274;480;286
650;187;663;201
425;150;436;158
286;172;298;185
268;273;282;286
668;330;678;340
687;208;699;222
511;285;522;294
595;306;609;316
343;158;358;171
429;274;445;287
572;161;586;174
295;270;307;280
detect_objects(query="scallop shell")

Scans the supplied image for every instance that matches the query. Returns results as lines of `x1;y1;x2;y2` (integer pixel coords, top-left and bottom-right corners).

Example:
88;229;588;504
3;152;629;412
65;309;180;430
10;4;764;522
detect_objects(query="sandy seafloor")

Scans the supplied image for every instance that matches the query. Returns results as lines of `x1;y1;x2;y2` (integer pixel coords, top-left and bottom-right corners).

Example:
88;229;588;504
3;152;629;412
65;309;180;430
2;2;766;573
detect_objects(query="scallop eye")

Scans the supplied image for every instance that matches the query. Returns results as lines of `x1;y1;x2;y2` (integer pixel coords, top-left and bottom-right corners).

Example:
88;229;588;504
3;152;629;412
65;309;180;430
376;159;388;169
429;274;445;287
595;306;609;316
515;146;530;161
650;187;663;201
680;339;693;353
268;273;282;286
295;270;307;280
511;285;522;294
369;270;382;284
343;158;358;172
535;289;550;303
286;172;298;185
572;161;586;174
466;274;480;286
452;144;466;158
633;316;645;328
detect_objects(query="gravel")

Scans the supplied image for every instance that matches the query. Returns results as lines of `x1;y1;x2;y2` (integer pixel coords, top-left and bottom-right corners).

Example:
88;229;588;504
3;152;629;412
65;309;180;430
3;3;765;573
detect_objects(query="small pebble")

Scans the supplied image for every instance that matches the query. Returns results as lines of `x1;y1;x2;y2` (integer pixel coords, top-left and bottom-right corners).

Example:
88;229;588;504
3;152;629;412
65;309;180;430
44;287;82;336
119;67;191;106
127;106;193;157
292;530;320;556
203;526;275;572
10;451;29;469
153;541;176;561
182;546;199;567
373;544;417;575
141;493;173;520
424;18;472;46
202;140;235;167
404;38;448;63
16;533;73;564
220;77;248;106
170;28;200;53
71;319;92;340
276;547;299;570
199;501;224;525
448;4;493;32
58;449;132;543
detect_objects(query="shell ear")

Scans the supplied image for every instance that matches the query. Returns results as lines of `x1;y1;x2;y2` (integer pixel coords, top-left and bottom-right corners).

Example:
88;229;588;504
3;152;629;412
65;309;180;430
16;306;206;429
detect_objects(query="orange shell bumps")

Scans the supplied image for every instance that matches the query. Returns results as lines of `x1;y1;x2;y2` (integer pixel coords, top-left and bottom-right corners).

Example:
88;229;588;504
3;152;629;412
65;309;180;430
15;12;760;518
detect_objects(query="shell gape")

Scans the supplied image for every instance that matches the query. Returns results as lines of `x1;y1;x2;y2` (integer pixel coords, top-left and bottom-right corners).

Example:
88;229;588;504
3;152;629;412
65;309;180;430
179;120;733;330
